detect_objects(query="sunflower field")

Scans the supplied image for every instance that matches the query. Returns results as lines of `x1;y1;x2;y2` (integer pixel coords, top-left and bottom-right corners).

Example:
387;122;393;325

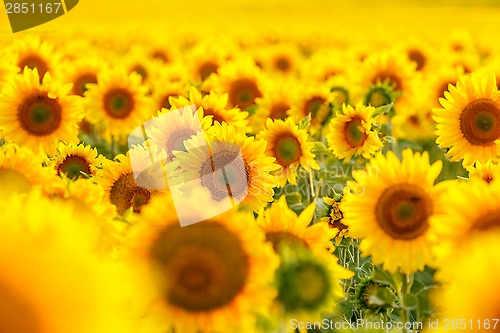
1;1;500;332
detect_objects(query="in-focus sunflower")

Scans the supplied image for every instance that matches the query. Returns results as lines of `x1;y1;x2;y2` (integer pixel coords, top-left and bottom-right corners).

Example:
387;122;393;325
146;106;212;161
321;196;349;245
466;160;500;184
174;122;279;212
433;72;500;165
258;117;319;187
0;143;55;196
326;103;383;162
127;196;279;333
0;190;137;333
430;233;500;333
342;149;444;274
96;144;172;215
0;68;84;156
85;69;153;141
170;87;249;130
51;142;105;179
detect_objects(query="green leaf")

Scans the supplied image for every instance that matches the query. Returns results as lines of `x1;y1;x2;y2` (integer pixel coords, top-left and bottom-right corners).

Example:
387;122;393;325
299;114;312;130
312;141;330;154
373;102;394;117
402;293;419;310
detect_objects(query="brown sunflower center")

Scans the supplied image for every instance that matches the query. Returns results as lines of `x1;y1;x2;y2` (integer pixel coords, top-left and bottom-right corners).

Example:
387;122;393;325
266;231;307;252
198;61;219;81
459;98;500;146
109;173;153;214
0;277;42;333
151;51;169;63
18;93;62;136
73;73;97;96
150;223;249;312
18;55;49;79
304;96;329;124
473;210;500;232
376;184;431;240
407;49;426;71
200;149;249;201
331;87;349;107
160;93;176;109
57;155;92;179
273;134;302;167
373;71;403;91
344;117;368;148
269;102;290;120
203;108;225;124
274;56;291;72
228;78;262;110
103;88;135;119
131;64;148;81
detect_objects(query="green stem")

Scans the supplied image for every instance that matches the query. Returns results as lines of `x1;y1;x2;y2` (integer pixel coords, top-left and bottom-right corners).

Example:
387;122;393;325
399;273;414;333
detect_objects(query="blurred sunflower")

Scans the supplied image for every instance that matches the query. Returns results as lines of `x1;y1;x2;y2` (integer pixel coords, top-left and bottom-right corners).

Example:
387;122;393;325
174;122;279;212
430;233;500;332
62;57;105;97
258;117;319;187
85;69;152;140
0;190;137;333
0;143;54;196
51;142;105;179
0;51;18;89
433;72;500;165
127;196;279;333
170;87;249;129
0;68;84;156
97;144;172;215
342;149;444;274
326;103;383;162
293;82;333;128
151;79;188;110
146;106;212;161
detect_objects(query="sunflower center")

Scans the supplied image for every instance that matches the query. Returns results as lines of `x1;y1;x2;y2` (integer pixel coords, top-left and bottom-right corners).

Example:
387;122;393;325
18;94;62;136
103;88;135;119
473;210;500;232
460;98;500;146
273;134;302;167
266;231;307;251
277;261;330;311
200;149;249;201
0;169;32;195
331;87;349;107
73;73;97;96
131;65;148;81
160;94;175;109
407;49;426;71
57;155;92;179
0;277;42;333
130;187;152;213
375;184;431;240
269;102;290;120
228;78;262;110
109;173;152;215
275;56;291;72
365;87;391;108
198;62;219;81
165;128;197;160
373;71;403;91
344;117;368;148
150;223;249;312
304;96;329;124
203;108;225;124
18;55;49;79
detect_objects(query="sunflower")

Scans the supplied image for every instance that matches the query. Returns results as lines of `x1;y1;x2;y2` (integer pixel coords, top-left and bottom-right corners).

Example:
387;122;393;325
430;233;500;333
170;86;249;130
431;178;500;262
85;69;153;141
96;144;173;215
256;196;336;253
256;43;302;75
126;195;279;333
186;39;231;82
326;103;383;162
120;45;156;85
0;143;55;196
0;68;84;156
7;35;60;80
293;82;333;128
392;93;436;141
300;49;350;82
145;106;212;161
51;142;105;179
0;190;137;333
341;149;444;274
433;72;500;166
258;117;319;187
466;160;500;184
214;57;264;110
62;57;106;97
151;79;188;111
174;122;279;213
321;196;349;246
